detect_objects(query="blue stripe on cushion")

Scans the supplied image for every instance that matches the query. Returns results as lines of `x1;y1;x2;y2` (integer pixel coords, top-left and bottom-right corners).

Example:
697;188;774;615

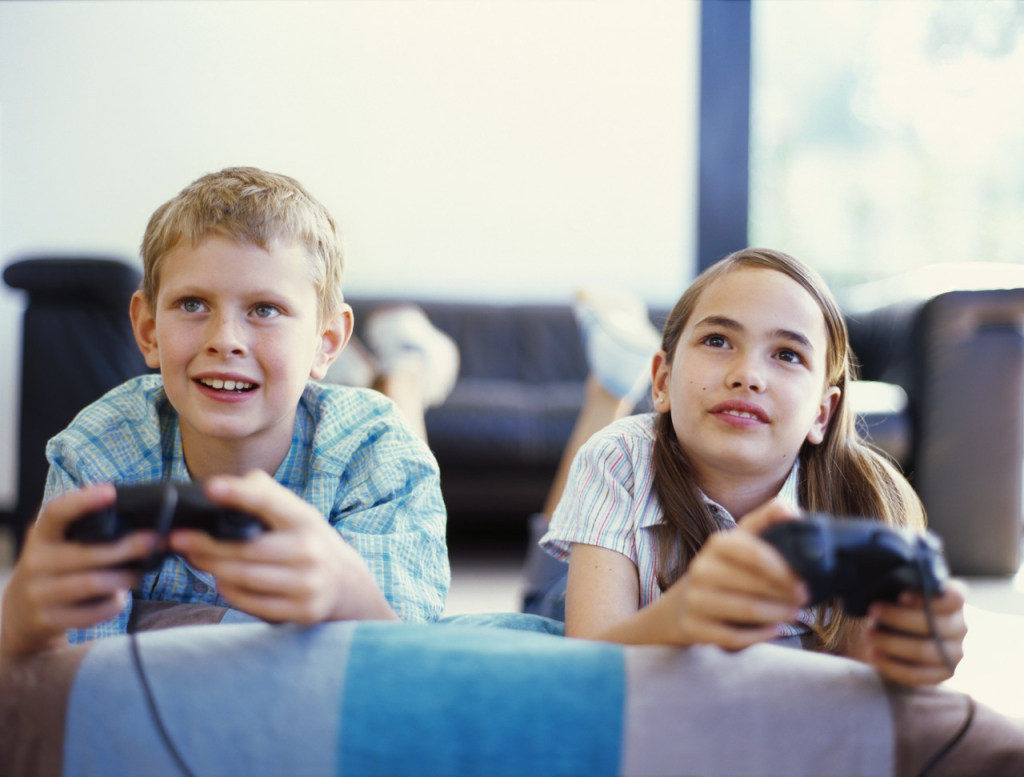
339;622;624;777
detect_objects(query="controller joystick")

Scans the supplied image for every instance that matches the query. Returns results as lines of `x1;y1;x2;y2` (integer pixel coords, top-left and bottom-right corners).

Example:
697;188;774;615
760;515;948;616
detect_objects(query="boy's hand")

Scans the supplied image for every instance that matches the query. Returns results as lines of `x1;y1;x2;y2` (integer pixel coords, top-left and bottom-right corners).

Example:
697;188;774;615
851;579;968;686
1;484;158;659
659;500;810;650
168;471;398;625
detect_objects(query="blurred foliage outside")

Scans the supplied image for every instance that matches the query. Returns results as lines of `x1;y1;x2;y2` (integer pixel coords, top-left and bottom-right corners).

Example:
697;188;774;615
749;0;1024;291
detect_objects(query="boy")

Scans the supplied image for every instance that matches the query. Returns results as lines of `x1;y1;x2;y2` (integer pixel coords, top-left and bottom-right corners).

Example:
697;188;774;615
0;167;449;658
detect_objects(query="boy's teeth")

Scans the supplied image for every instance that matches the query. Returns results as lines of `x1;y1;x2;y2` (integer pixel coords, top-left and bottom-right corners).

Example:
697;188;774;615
201;378;253;391
725;410;754;419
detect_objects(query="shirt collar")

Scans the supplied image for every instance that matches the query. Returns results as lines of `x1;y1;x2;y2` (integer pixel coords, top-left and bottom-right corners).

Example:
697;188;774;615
647;459;802;529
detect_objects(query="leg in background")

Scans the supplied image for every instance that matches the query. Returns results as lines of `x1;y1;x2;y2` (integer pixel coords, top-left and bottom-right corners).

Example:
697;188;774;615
522;288;662;618
323;304;460;443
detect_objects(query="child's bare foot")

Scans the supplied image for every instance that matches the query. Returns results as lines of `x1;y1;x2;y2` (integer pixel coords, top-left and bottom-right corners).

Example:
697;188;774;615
365;305;460;410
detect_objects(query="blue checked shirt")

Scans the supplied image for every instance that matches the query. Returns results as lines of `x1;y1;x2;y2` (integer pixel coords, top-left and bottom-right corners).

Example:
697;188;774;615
45;375;450;643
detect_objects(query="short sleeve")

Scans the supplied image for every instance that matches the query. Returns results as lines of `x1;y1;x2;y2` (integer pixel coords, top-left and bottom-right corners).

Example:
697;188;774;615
311;390;450;624
540;423;644;565
330;432;450;624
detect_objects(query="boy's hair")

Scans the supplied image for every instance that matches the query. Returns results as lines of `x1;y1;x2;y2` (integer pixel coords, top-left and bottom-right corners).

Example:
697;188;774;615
651;248;925;652
140;167;344;325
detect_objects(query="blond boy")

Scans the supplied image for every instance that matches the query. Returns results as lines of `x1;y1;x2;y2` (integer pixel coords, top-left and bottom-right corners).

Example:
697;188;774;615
1;168;449;658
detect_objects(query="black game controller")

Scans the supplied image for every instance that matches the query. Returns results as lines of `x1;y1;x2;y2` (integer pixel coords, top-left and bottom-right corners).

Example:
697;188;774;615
760;515;949;616
66;482;266;569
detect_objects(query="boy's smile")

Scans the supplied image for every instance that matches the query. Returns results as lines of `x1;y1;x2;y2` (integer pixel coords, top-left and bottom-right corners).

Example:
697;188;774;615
653;267;840;499
130;235;347;477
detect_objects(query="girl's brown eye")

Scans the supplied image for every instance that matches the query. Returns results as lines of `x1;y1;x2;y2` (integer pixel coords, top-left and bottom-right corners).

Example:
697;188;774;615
779;349;801;364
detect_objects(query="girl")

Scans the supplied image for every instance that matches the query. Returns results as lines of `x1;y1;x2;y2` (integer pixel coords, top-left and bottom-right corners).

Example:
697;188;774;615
540;248;967;686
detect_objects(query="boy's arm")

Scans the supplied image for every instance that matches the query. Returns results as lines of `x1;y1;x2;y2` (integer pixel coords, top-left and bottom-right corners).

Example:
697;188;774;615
42;461;140;643
170;471;402;624
170;404;449;625
0;484;157;659
328;446;449;624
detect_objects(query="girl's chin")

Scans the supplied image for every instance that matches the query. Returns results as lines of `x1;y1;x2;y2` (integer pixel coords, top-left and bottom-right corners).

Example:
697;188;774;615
687;449;785;478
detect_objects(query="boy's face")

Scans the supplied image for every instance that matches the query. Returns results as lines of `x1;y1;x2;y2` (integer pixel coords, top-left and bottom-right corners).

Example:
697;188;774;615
130;235;349;468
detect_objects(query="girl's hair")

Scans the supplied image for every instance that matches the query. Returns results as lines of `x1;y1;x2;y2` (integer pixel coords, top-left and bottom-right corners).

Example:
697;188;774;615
651;248;925;652
140;167;344;327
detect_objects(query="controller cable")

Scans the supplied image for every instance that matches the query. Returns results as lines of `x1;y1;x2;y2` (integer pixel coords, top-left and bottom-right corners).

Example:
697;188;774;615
128;484;198;777
915;554;974;777
130;633;199;777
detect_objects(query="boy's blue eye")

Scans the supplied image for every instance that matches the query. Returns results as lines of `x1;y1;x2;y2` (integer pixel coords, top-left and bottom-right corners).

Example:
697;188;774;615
181;299;203;313
253;304;280;319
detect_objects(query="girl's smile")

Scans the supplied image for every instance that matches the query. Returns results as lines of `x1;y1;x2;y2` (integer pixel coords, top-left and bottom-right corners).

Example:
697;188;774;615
709;399;769;426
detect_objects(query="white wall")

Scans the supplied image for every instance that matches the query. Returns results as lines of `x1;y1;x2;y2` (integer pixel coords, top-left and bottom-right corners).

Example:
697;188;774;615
0;0;699;508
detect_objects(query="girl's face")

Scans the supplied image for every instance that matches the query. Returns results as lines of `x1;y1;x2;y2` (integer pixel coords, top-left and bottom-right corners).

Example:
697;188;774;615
652;266;840;488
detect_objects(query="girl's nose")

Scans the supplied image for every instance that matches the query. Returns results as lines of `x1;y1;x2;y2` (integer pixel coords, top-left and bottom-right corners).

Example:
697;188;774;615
726;355;765;392
205;315;247;356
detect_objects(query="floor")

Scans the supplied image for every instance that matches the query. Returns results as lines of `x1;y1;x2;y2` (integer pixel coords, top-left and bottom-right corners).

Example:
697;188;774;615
3;526;1023;723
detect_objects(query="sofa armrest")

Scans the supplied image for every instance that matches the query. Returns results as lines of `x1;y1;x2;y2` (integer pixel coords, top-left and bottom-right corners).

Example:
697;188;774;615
844;265;1024;576
3;257;149;553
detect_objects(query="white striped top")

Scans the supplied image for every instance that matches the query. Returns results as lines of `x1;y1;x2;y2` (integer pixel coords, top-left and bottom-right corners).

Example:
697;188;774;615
541;413;801;609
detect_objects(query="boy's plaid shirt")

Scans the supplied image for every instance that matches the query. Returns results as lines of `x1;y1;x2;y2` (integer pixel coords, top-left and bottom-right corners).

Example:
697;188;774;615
44;375;450;643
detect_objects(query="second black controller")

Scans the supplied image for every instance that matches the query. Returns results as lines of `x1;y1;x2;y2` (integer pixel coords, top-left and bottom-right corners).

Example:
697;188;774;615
67;482;266;569
760;515;949;616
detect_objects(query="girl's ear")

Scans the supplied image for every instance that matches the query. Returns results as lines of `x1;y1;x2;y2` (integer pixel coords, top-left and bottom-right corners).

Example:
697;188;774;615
651;350;672;414
130;291;162;370
309;304;354;380
806;385;842;445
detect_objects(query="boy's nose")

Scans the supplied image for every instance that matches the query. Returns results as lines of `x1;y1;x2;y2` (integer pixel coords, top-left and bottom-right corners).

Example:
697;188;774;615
205;315;247;356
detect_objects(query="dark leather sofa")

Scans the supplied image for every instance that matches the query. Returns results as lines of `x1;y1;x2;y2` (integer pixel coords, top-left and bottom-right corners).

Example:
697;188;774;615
4;257;1023;576
347;297;603;536
841;264;1024;576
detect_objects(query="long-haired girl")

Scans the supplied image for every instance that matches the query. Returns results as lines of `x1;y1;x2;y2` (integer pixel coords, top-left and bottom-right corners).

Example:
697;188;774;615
540;248;966;685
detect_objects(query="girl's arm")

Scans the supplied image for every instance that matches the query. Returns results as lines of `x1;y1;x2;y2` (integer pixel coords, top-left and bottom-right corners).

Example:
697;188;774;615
565;543;672;645
566;501;809;647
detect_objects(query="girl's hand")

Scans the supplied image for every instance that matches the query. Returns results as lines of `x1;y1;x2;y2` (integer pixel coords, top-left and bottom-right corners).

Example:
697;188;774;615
168;471;398;625
658;500;809;649
1;484;158;659
565;499;809;647
848;579;968;686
